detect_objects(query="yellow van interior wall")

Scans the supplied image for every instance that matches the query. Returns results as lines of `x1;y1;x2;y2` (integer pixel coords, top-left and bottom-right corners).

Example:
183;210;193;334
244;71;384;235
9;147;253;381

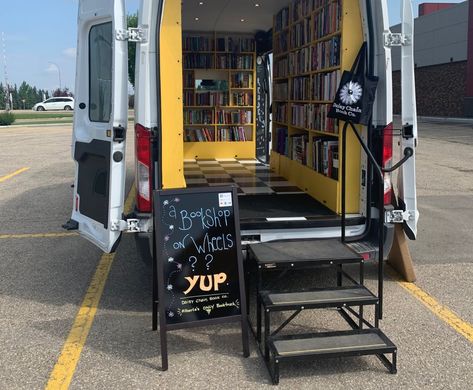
160;0;186;189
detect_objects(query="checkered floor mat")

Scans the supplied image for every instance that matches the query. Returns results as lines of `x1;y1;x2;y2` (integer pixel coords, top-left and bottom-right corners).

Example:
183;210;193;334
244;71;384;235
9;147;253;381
184;159;304;195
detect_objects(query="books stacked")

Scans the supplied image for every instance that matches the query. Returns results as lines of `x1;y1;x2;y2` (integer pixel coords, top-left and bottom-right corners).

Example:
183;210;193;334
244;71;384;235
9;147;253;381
196;92;229;106
291;134;309;165
184;90;194;106
291;103;314;128
289;47;311;75
275;127;289;156
183;36;214;52
184;54;213;69
217;126;248;141
313;0;342;40
312;137;339;179
183;71;194;88
312;70;341;101
275;103;288;124
216;54;253;69
274;30;289;55
274;57;289;78
311;36;340;71
291;18;312;48
185;127;215;142
232;92;253;106
275;7;290;32
216;109;252;124
274;82;289;100
291;76;311;101
216;37;255;52
292;0;314;23
184;109;214;124
231;72;253;88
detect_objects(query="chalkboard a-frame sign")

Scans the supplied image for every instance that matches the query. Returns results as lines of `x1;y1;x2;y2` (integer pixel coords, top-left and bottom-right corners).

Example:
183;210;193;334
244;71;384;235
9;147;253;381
153;186;249;370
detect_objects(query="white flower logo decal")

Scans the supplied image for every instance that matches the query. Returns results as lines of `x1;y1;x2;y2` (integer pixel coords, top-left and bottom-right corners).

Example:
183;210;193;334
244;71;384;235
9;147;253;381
340;81;363;105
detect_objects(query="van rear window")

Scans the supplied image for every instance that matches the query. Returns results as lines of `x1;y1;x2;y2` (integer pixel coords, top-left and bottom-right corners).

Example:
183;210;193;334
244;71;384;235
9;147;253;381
89;22;112;123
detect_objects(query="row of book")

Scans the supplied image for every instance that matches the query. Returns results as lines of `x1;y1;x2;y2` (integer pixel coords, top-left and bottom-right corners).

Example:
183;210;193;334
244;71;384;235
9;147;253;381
231;73;254;88
183;36;213;52
215;109;252;124
274;57;289;78
184;109;214;125
184;54;213;69
274;82;289;101
185;127;215;142
275;7;290;32
312;70;341;102
291;76;311;101
216;54;253;70
274;30;289;55
312;36;340;71
216;37;255;52
313;137;339;179
290;103;336;133
292;0;338;23
217;126;250;142
232;92;253;106
184;91;194;106
291;18;311;48
275;127;289;156
274;103;288;124
274;129;310;166
289;46;311;75
313;0;342;40
183;71;194;88
195;92;229;107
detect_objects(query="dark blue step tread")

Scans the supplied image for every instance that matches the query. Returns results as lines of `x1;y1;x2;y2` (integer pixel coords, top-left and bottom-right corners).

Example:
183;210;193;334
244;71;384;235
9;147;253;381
265;287;377;307
249;239;363;264
273;331;393;357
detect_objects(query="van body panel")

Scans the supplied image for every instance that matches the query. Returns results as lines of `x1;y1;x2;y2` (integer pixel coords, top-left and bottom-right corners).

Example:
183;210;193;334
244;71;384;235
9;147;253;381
70;0;128;253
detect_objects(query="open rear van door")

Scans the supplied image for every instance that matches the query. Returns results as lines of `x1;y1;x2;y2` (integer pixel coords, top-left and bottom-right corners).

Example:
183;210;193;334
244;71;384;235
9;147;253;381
398;0;419;239
69;0;128;252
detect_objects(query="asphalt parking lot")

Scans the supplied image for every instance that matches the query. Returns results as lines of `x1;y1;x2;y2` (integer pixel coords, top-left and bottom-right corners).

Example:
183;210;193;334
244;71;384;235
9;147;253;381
0;122;472;389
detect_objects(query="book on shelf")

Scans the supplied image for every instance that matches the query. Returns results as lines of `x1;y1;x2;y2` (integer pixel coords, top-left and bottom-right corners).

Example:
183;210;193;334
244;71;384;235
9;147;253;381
183;36;214;52
184;109;214;124
290;76;311;101
291;103;336;133
217;126;248;141
216;37;255;52
216;54;253;69
184;53;213;69
216;109;252;124
274;81;289;101
231;92;253;106
292;0;314;23
231;72;253;88
183;71;195;88
312;70;341;101
311;36;340;71
275;127;289;156
312;136;339;179
313;0;342;40
274;103;288;123
291;133;309;165
274;57;289;78
291;18;311;48
289;47;311;75
195;92;229;106
274;30;288;55
185;127;215;142
275;7;290;32
184;90;194;106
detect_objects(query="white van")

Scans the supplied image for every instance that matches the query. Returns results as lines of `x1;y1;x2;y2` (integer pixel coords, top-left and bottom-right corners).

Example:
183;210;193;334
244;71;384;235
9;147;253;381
67;0;418;263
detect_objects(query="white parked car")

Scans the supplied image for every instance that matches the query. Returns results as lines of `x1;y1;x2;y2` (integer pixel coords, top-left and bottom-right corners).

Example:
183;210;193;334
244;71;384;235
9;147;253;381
33;97;74;111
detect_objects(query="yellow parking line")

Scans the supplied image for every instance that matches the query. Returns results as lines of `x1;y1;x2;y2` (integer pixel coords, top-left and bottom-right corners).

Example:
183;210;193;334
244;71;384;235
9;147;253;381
45;185;136;390
0;233;78;239
389;268;473;343
0;167;30;183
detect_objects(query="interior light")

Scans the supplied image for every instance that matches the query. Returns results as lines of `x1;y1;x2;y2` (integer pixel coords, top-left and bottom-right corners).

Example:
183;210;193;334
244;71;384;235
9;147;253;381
199;1;204;5
240;18;245;22
195;17;199;21
255;3;260;6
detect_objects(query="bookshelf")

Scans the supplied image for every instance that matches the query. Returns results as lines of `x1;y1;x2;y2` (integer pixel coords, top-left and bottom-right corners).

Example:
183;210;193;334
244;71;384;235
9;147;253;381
271;0;363;213
182;32;256;159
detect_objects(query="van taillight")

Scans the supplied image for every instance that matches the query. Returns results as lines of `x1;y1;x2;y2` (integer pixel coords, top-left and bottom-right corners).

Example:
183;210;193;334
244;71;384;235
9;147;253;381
383;123;393;205
135;123;152;212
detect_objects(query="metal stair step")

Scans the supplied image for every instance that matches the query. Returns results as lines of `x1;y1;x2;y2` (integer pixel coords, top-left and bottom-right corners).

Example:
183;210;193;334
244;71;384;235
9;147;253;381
271;329;396;359
262;286;378;310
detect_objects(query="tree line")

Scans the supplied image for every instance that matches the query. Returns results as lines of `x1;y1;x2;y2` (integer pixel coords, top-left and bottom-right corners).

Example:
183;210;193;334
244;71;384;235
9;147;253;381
0;82;73;110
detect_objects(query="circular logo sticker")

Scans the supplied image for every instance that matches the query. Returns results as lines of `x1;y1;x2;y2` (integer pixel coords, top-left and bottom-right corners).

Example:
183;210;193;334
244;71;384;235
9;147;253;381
340;81;363;105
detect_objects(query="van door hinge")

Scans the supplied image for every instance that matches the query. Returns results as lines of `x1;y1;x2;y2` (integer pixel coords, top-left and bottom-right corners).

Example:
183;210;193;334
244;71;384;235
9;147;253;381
385;210;415;224
115;27;148;43
384;33;411;47
110;219;142;232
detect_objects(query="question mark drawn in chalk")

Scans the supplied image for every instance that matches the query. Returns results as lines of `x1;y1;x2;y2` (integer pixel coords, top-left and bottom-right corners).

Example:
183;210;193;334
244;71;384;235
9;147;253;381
188;256;197;271
205;254;214;270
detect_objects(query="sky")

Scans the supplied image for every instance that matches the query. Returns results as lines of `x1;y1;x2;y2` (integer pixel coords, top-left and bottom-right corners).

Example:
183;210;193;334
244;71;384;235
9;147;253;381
0;0;464;94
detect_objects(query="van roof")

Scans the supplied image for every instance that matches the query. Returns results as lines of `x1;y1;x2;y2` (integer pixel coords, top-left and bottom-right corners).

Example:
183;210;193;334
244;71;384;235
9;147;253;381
183;0;290;33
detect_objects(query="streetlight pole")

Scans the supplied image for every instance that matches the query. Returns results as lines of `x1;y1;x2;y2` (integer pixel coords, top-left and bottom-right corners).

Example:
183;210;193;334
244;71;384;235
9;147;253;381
48;62;62;93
